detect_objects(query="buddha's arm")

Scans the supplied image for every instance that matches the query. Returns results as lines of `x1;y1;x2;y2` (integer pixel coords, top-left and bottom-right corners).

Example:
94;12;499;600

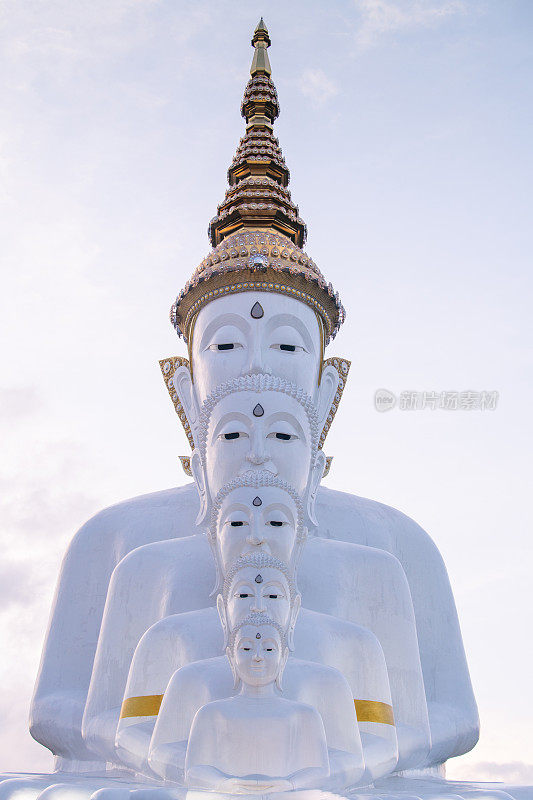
30;485;199;765
148;740;188;783
389;507;480;763
286;707;330;790
30;515;118;763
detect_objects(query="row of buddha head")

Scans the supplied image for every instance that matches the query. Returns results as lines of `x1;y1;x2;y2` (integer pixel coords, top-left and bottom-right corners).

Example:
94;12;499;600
165;291;348;689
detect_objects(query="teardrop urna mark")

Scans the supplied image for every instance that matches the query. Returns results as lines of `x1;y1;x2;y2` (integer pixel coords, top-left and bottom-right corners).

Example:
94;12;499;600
250;301;264;319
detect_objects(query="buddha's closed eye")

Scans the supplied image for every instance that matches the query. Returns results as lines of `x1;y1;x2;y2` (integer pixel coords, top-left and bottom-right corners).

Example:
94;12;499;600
208;342;244;351
267;432;297;441
221;431;248;441
270;344;305;353
267;521;284;527
229;521;246;527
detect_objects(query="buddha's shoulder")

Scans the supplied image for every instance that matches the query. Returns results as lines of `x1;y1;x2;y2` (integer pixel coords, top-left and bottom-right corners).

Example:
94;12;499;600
316;485;437;554
114;532;209;576
68;483;199;552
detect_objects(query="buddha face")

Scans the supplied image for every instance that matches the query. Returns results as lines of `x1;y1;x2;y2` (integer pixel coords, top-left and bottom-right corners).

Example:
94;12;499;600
190;292;322;405
205;390;313;497
216;486;299;573
232;623;283;688
226;565;291;630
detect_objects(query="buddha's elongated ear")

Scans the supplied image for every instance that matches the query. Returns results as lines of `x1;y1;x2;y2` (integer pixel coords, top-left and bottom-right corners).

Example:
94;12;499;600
288;594;301;652
190;450;210;527
275;646;290;693
226;646;240;691
159;357;196;451
304;449;325;530
316;364;340;432
217;594;229;648
317;357;351;449
172;364;201;448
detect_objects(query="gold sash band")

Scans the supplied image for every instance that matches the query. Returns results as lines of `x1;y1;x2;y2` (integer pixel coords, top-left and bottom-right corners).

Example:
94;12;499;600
120;694;394;726
354;699;395;726
120;694;163;719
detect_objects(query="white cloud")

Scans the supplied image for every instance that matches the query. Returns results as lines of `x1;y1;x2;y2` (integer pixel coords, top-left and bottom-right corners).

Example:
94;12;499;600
353;0;466;49
298;68;340;108
0;386;43;419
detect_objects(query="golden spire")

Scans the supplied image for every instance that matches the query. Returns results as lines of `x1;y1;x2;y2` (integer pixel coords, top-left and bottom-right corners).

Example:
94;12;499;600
170;21;345;345
208;20;307;249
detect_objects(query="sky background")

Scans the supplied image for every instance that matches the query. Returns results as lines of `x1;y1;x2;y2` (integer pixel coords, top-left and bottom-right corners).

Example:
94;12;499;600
1;0;532;783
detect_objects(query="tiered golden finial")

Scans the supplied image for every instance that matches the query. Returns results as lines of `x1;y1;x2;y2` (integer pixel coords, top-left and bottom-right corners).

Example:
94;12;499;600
171;21;345;345
208;19;307;248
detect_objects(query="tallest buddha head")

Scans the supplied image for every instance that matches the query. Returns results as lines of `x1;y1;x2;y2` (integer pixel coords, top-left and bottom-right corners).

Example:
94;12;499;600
169;20;346;408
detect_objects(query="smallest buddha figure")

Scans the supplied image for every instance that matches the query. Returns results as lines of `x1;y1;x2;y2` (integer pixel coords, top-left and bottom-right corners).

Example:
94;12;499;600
184;612;330;794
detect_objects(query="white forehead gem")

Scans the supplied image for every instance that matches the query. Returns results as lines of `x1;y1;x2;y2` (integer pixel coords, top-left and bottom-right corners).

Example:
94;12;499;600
256;633;261;639
255;574;263;584
253;403;264;417
253;496;262;507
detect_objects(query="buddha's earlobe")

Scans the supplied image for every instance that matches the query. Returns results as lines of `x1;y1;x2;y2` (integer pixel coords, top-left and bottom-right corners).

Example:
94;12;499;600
217;594;229;648
191;450;209;526
173;365;200;448
305;449;325;530
288;594;301;651
227;646;240;691
276;647;290;692
316;364;339;432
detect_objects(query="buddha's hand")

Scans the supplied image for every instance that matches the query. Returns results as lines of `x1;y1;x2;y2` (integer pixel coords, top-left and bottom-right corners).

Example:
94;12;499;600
219;777;288;794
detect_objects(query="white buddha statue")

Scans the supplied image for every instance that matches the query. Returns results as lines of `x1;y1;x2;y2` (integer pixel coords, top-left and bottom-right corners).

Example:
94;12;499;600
82;378;429;770
122;553;395;783
183;613;337;794
27;21;477;790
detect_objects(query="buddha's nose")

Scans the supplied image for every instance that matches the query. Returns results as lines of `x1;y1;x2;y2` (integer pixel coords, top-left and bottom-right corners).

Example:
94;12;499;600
247;520;268;549
251;595;265;613
246;430;268;465
247;531;266;547
247;341;271;376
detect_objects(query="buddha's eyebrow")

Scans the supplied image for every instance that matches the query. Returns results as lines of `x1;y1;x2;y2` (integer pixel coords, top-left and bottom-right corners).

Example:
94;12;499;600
199;314;250;351
263;503;295;526
265;314;317;353
211;411;251;439
266;412;307;442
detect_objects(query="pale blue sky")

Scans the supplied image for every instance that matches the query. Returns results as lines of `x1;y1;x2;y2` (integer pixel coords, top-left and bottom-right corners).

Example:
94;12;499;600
1;0;532;781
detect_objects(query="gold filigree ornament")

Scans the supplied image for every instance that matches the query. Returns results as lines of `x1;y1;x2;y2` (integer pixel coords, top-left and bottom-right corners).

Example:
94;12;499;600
319;358;351;452
179;456;193;477
159;355;350;478
158;357;195;450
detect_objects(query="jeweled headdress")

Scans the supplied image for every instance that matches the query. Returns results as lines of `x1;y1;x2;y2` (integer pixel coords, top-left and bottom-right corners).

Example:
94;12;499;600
170;19;345;344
